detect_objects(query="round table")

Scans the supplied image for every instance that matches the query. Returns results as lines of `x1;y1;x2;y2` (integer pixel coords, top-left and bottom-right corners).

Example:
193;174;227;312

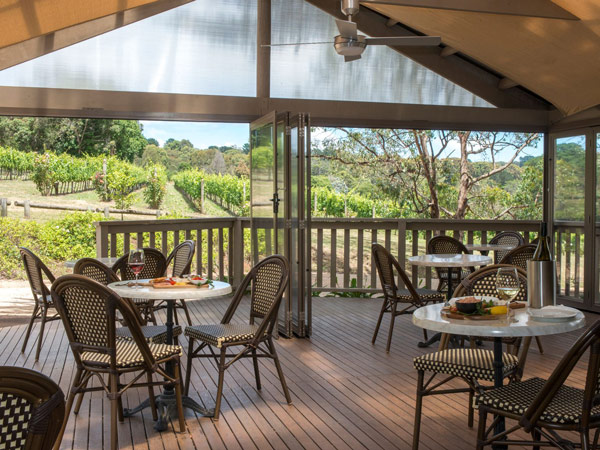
64;256;119;269
413;303;585;449
465;243;515;253
108;279;232;429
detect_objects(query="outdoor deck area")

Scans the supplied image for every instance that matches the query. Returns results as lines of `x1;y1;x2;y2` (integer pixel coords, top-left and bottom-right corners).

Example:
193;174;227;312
2;294;595;450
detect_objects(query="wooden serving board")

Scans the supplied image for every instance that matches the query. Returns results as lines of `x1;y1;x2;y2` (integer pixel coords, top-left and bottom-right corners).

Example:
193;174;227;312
150;283;209;289
441;311;502;321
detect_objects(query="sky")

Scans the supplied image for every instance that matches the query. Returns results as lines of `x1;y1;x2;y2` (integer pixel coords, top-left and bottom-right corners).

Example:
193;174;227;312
140;121;249;149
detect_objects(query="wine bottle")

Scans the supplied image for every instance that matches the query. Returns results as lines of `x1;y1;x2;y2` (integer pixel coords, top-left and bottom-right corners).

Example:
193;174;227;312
532;222;552;261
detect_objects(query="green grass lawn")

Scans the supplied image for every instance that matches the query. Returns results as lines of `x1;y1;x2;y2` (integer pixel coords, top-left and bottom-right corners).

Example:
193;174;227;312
0;179;231;221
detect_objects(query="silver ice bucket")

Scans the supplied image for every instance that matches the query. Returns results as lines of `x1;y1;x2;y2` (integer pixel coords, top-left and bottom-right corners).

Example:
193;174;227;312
526;260;556;309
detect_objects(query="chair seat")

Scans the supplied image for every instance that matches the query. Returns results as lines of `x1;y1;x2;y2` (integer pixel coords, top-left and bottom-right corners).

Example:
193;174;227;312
81;341;181;368
476;377;600;425
185;323;261;348
396;288;445;302
116;325;182;344
413;348;519;382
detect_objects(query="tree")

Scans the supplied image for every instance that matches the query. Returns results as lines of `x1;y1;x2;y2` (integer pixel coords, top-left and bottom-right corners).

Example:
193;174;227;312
316;129;540;220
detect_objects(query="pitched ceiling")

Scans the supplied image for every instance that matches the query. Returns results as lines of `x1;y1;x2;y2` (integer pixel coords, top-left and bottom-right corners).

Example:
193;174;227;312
364;0;600;116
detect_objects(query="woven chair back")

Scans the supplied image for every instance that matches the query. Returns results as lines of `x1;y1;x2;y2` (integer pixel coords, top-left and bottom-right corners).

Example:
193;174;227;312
518;320;600;431
427;235;469;255
73;258;120;286
372;243;419;301
499;244;537;270
51;275;156;370
453;264;528;303
20;248;54;302
489;231;525;263
0;366;65;450
166;240;195;277
112;248;167;281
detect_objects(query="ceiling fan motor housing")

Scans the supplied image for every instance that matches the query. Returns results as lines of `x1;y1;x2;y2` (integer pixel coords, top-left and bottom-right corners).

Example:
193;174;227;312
334;35;366;56
341;0;360;18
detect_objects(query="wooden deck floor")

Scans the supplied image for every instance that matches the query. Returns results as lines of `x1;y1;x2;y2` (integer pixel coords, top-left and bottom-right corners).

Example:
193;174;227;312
1;296;596;450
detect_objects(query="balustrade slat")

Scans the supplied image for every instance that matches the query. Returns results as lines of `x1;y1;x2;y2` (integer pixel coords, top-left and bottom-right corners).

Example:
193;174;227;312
185;230;192;241
467;231;474;245
208;228;214;279
124;233;130;255
227;227;234;281
425;229;432;289
330;229;337;289
397;222;406;289
575;230;581;296
482;231;487;244
565;229;571;297
556;231;562;294
357;229;364;289
370;229;377;289
385;229;391;253
173;229;180;249
317;228;323;288
196;230;203;277
343;229;350;288
219;228;225;280
412;230;419;287
110;233;117;257
251;227;258;265
162;231;168;255
265;228;272;256
137;232;143;249
149;232;155;249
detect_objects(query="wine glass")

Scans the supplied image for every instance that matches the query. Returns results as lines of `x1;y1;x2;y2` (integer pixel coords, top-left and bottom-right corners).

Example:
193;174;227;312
128;249;145;288
495;267;520;319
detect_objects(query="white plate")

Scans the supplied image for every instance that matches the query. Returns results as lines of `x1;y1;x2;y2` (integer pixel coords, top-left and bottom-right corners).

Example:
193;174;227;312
528;305;579;322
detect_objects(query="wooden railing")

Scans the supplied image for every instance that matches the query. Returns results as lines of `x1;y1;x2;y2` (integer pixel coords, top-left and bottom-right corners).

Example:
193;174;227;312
96;217;549;294
553;221;585;301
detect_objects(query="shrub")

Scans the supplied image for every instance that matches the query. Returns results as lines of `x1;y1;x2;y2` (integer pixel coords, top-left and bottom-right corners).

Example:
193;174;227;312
143;164;167;209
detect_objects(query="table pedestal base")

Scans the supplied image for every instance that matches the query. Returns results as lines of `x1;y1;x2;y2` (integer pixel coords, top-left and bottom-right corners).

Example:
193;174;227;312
124;389;214;431
492;337;507;450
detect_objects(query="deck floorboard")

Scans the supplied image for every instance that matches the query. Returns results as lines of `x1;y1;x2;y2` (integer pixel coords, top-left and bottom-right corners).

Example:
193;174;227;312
1;295;595;450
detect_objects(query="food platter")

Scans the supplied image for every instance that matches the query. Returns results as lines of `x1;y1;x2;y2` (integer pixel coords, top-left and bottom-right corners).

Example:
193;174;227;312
442;296;526;320
148;276;212;289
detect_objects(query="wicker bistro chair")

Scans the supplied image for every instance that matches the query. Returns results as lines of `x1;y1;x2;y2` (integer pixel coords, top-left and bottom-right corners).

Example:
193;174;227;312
153;240;196;325
427;235;475;294
499;243;537;270
73;258;182;344
51;275;185;450
412;265;532;450
19;248;62;361
371;243;446;352
488;231;524;264
0;366;65;450
112;248;167;325
476;319;600;450
184;255;292;421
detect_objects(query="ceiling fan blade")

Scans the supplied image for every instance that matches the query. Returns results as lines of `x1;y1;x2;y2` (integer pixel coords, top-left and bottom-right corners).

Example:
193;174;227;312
335;19;357;39
261;41;333;47
344;54;361;62
365;36;441;46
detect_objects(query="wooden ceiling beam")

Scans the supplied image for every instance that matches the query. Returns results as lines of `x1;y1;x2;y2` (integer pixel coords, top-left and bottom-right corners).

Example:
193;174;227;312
498;78;519;90
440;46;458;57
0;86;550;132
359;0;579;21
305;0;550;110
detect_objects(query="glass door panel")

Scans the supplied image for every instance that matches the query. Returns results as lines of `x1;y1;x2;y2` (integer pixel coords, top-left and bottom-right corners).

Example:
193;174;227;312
553;134;586;302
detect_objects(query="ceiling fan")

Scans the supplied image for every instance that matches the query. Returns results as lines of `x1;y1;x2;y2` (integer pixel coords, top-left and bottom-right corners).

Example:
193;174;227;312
264;0;441;62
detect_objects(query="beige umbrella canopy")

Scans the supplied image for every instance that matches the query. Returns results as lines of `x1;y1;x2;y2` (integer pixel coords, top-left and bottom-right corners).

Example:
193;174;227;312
364;0;600;116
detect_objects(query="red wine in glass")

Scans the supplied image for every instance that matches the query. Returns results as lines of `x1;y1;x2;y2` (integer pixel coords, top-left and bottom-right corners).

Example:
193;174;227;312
128;249;145;288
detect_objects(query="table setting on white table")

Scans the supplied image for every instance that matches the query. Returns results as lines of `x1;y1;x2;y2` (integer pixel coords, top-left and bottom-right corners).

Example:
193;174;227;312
108;276;232;430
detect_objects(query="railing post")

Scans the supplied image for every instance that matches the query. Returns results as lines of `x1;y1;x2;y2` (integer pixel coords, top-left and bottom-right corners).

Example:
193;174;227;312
95;222;108;258
232;218;244;290
24;200;30;218
0;198;7;217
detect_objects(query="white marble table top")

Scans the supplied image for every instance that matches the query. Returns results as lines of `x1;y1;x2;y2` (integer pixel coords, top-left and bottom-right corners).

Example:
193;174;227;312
465;243;515;252
108;279;232;300
413;303;586;338
408;253;492;267
65;257;119;269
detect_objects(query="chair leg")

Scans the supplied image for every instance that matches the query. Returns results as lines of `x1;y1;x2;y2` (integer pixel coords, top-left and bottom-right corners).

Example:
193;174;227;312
468;388;474;428
372;298;388;345
117;375;124;423
74;373;90;415
213;348;227;421
413;370;424;450
180;299;193;325
582;429;590;450
35;307;48;361
109;373;119;450
184;338;195;396
147;372;158;421
53;367;82;450
252;348;261;390
535;336;544;354
21;304;38;353
385;301;398;353
476;406;487;450
174;362;186;432
532;427;541;450
269;337;291;404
